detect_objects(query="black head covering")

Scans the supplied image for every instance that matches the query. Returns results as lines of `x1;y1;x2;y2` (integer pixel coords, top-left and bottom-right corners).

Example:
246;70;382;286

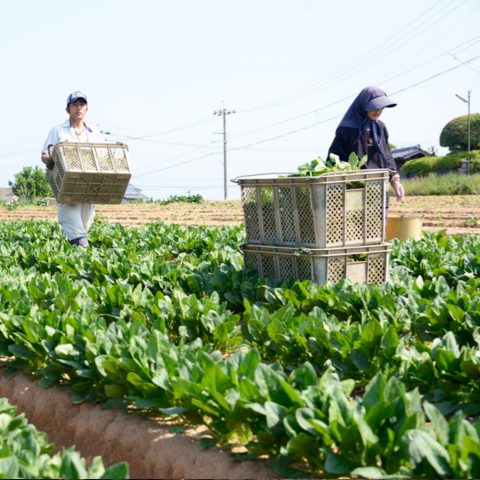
338;86;396;130
336;86;397;153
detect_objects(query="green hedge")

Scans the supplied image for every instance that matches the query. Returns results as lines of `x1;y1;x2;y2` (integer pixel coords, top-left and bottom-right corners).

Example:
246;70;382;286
439;113;480;151
400;156;438;176
401;150;480;176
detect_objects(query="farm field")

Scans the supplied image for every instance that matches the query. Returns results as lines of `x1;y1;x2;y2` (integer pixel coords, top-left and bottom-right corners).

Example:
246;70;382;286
0;195;480;235
0;216;479;478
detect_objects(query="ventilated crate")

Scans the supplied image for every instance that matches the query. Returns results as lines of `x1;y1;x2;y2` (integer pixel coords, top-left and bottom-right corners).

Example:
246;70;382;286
241;242;391;285
46;142;131;204
234;170;389;248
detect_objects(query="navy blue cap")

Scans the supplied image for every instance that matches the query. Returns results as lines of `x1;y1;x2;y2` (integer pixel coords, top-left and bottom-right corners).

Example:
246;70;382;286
365;94;396;111
66;91;88;106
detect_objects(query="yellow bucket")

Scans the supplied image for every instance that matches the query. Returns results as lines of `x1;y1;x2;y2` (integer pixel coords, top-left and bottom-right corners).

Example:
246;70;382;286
386;214;423;241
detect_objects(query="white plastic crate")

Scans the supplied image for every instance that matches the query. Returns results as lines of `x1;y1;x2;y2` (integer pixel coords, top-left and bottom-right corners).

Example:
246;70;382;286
46;142;131;204
241;242;391;285
234;170;389;248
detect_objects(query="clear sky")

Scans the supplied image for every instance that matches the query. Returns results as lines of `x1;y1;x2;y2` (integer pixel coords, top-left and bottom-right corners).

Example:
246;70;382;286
1;0;479;200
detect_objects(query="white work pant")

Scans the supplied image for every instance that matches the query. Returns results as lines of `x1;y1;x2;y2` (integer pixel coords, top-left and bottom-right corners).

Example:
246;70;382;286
58;203;96;241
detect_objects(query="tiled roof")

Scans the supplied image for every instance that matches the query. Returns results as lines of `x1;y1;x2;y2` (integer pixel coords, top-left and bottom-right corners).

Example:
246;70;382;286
391;145;430;160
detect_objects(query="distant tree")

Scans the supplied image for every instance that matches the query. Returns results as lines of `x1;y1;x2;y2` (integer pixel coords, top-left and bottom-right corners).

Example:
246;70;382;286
9;166;53;201
439;113;480;152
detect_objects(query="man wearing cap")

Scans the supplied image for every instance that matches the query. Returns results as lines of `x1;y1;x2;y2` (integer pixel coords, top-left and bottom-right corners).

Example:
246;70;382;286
328;85;405;203
41;91;106;247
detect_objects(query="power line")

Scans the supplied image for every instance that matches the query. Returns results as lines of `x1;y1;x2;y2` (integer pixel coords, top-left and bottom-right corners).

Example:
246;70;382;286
391;53;480;95
133;152;219;177
103;25;480;158
229;34;480;142
105;114;214;140
106;132;213;149
230;53;480;152
230;115;340;151
237;0;465;113
451;53;480;75
377;35;480;87
132;140;216;173
130;51;480;181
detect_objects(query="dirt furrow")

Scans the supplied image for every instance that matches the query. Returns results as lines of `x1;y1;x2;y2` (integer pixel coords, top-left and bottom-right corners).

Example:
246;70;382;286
0;196;479;235
0;371;275;479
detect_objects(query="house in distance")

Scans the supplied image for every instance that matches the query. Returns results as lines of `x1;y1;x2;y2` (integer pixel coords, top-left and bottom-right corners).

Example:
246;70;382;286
391;145;430;174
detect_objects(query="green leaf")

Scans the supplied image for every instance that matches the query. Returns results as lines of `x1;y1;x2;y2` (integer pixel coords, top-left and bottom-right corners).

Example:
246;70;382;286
238;377;261;401
246;402;266;415
104;383;126;399
286;432;319;458
54;343;79;357
325;450;353;474
278;378;304;407
350;349;370;371
0;457;19;479
423;402;449;445
101;462;129;479
295;408;317;435
265;401;287;428
0;413;12;430
358;154;368;168
59;449;88;479
8;344;36;360
362;374;386;409
381;327;399;356
126;372;158;396
350;466;388;479
361;319;383;345
199;437;216;449
289;362;318;389
446;303;466;322
159;406;186;416
404;429;451;476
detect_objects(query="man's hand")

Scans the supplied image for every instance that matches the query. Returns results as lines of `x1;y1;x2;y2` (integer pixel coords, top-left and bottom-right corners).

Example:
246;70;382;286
41;152;55;170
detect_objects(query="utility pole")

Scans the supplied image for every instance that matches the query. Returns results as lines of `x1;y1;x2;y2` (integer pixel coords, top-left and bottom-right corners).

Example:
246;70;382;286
213;108;235;199
455;90;472;174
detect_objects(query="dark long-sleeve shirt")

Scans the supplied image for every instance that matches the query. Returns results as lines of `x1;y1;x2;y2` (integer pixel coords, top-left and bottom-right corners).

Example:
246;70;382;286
328;120;397;177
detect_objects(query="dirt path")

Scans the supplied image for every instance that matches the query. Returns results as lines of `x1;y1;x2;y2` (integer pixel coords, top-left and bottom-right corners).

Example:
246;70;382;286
1;196;480;235
0;370;275;479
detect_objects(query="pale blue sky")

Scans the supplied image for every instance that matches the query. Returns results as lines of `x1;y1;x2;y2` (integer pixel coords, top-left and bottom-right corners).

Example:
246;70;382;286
1;0;479;200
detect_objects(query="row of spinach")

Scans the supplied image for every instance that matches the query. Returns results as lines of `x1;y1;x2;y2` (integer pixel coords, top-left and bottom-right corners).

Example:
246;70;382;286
0;220;478;478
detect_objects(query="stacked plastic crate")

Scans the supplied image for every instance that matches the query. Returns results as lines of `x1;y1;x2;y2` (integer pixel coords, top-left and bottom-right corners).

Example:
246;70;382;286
235;169;392;285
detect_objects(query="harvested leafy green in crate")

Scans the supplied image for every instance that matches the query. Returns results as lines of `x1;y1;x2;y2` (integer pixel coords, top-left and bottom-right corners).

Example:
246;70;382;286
289;152;368;177
46;141;131;204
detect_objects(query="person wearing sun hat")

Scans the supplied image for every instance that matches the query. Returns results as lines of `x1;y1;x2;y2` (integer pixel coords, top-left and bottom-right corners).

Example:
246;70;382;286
328;86;405;204
41;91;106;247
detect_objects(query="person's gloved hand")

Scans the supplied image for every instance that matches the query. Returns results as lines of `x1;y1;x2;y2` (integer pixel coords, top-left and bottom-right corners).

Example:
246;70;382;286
46;158;55;170
390;175;405;202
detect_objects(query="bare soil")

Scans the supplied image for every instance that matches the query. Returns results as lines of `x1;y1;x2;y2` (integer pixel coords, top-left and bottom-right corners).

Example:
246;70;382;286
1;196;480;235
0;370;276;479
